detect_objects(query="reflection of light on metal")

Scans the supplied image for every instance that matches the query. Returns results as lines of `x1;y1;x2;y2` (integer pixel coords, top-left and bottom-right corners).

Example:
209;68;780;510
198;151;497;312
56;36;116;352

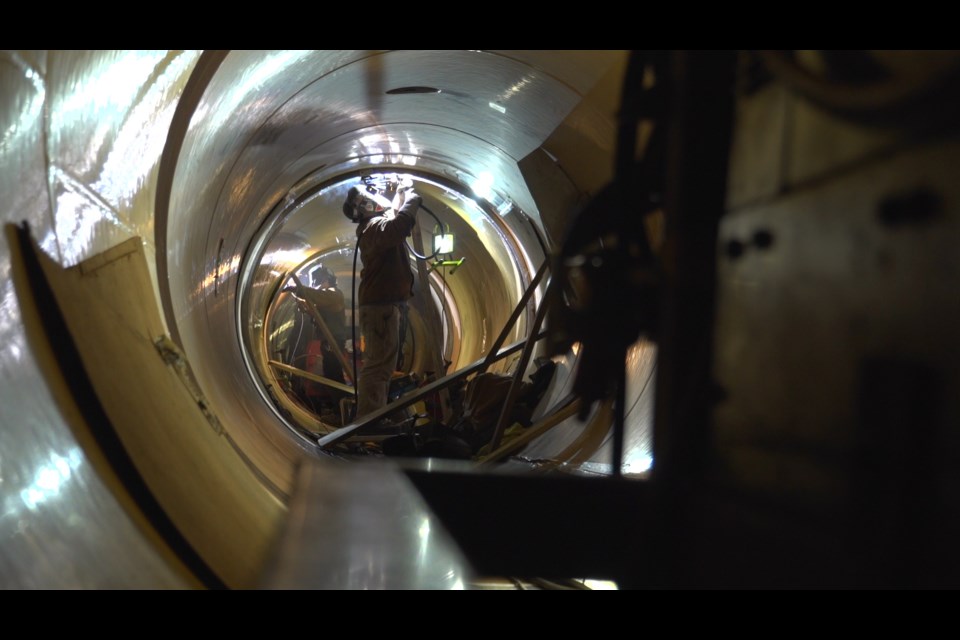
624;340;654;474
625;340;649;367
417;517;432;568
94;102;178;206
227;166;257;210
1;61;44;155
199;270;217;294
54;174;134;263
19;450;82;510
206;50;310;130
456;169;513;225
268;319;294;342
570;341;581;356
263;248;311;269
497;74;533;102
471;171;494;200
623;454;653;474
92;51;199;208
1;281;26;357
488;101;506;114
358;134;381;147
57;51;167;123
402;137;420;166
195;253;243;298
583;579;619;590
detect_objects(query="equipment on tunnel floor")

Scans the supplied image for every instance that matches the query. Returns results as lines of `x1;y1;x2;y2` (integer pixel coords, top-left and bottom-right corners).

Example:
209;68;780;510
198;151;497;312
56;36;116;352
317;248;550;451
337;358;561;462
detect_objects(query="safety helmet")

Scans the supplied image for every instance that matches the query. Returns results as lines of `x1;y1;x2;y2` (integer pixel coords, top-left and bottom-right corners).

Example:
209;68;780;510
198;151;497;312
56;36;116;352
342;185;390;222
311;264;336;288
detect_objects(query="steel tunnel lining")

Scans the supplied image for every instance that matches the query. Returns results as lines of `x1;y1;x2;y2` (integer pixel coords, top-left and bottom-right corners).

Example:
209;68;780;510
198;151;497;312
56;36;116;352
0;49;655;588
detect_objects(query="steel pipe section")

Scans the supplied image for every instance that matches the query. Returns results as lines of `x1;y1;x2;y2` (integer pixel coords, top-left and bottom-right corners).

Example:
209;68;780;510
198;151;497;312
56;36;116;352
0;50;655;588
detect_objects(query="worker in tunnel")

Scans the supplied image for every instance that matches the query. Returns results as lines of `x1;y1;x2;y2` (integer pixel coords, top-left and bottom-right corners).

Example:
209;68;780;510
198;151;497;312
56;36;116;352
282;264;350;420
343;181;423;422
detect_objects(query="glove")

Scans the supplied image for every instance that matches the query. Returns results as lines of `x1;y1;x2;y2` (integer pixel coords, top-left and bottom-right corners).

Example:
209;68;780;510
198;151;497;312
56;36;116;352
392;187;417;210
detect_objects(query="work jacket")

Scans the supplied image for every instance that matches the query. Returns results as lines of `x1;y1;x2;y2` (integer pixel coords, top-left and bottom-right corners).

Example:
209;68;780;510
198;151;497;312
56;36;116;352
356;194;421;305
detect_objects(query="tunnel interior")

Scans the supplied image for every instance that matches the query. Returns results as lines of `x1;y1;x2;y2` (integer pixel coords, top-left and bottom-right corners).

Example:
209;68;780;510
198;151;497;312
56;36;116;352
244;170;539;442
154;50;652;503
3;49;960;589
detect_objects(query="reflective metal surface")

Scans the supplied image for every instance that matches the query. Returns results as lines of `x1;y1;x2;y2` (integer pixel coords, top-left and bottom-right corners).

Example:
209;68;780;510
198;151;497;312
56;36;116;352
1;50;198;588
1;49;657;588
161;50;640;498
260;456;472;589
519;341;657;476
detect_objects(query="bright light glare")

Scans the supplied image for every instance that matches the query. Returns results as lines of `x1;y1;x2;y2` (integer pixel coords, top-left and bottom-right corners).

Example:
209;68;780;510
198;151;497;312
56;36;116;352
583;579;619;590
471;171;494;200
433;234;455;255
623;454;653;475
19;450;82;510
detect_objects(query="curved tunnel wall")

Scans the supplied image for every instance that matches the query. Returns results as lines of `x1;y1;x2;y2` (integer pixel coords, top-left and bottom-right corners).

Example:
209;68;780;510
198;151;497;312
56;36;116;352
162;49;647;495
1;50;203;588
243;171;535;439
5;49;956;589
0;49;657;588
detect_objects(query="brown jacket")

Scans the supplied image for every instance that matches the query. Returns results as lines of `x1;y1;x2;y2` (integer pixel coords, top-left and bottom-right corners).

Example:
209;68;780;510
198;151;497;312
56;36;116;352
357;194;421;305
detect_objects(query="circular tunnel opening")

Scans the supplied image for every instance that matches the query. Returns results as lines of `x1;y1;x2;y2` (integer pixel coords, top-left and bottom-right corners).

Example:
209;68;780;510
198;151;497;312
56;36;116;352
159;50;654;500
2;49;666;590
237;168;539;445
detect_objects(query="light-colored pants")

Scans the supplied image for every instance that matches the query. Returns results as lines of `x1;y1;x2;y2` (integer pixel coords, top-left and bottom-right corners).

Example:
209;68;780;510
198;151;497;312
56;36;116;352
356;303;402;419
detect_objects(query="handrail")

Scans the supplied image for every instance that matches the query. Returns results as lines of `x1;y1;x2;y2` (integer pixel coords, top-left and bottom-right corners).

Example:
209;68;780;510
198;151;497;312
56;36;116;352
481;260;548;371
317;259;551;450
487;272;552;450
268;360;355;395
316;331;546;449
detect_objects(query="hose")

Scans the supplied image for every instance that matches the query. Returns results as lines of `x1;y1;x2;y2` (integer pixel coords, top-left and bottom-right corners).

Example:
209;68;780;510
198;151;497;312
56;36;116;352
405;202;445;261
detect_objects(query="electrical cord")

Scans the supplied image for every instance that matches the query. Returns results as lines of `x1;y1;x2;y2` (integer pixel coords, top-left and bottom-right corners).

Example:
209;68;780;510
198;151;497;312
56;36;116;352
404;202;445;261
280;286;308;371
438;262;448;362
350;235;361;411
